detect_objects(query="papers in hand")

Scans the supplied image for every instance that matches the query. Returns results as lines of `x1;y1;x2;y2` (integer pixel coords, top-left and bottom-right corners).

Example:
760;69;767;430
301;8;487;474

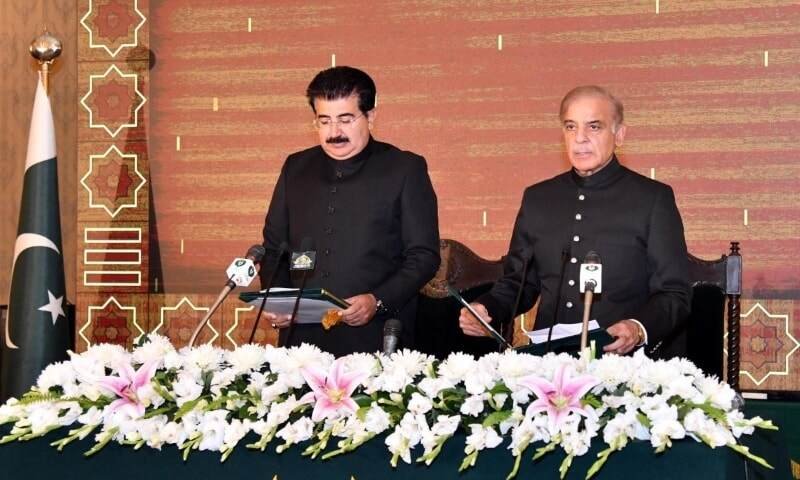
238;288;348;325
526;320;601;344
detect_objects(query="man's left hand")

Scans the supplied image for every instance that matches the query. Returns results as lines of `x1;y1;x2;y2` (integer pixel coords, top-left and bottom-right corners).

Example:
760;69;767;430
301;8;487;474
604;319;643;355
342;293;378;326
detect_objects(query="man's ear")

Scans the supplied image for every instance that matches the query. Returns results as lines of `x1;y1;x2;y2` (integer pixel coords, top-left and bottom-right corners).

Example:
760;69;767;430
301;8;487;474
614;123;626;147
366;108;377;128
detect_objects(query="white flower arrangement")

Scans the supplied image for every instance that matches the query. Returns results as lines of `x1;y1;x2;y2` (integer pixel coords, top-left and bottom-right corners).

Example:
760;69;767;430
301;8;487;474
0;335;776;479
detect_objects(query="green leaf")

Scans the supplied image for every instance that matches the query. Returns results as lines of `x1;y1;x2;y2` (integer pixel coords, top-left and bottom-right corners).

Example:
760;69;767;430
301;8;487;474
559;454;574;479
482;410;512;428
174;397;205;421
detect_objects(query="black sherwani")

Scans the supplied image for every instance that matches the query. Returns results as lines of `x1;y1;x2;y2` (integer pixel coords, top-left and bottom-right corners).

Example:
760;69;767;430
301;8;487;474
261;138;440;356
480;157;691;356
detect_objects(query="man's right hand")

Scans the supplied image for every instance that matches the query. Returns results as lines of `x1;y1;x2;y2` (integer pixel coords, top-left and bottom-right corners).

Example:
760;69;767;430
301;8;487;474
458;303;493;337
265;312;292;329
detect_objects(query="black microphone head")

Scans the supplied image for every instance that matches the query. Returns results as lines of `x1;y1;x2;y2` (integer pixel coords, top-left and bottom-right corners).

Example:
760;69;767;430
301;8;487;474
246;244;266;262
299;236;315;252
584;251;601;264
383;318;402;336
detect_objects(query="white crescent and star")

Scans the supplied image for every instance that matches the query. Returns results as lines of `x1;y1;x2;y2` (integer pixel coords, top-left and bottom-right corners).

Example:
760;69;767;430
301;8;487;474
4;232;62;349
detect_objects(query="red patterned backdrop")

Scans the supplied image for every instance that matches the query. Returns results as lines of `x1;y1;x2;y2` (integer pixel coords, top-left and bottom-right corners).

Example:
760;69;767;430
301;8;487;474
74;0;800;391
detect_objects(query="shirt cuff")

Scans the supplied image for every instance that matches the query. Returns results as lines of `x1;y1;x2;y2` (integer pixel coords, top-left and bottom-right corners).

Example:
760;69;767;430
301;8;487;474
629;319;649;345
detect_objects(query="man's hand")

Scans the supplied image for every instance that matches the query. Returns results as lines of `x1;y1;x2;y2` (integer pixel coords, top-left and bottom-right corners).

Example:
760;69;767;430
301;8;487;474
265;312;292;329
604;319;644;355
341;293;378;326
458;303;493;337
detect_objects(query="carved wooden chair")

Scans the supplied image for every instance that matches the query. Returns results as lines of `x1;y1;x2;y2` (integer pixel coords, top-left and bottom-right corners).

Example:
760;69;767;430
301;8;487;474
415;239;505;359
684;242;742;390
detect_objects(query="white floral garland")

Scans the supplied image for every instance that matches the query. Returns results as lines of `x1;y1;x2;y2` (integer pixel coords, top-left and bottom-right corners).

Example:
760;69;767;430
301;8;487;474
0;336;776;479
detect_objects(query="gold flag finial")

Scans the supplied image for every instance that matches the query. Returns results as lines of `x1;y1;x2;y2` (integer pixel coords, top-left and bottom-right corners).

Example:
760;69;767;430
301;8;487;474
29;29;62;95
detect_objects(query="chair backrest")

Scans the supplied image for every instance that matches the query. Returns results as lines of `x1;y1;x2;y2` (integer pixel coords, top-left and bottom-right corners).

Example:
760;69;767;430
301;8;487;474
685;242;742;390
415;239;505;358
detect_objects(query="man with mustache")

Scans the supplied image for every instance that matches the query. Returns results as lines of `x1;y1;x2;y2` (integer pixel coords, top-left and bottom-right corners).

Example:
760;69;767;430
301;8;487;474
459;86;691;358
260;66;440;356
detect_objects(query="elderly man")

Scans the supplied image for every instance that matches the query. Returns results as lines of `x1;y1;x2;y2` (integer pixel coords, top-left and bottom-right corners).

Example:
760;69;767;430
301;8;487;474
261;66;440;356
460;86;691;357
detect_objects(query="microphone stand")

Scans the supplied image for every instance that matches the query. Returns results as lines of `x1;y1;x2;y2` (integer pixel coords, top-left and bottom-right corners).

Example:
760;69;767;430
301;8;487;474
283;270;310;347
188;280;234;348
545;246;570;353
508;250;532;351
248;247;288;344
580;283;596;352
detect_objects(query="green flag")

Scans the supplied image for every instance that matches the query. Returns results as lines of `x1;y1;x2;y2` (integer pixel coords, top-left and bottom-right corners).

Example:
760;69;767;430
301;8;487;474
1;74;70;401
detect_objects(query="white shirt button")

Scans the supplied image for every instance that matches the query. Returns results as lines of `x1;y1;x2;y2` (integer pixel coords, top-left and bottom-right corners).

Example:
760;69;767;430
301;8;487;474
578;194;585;201
568;279;575;286
570;257;577;264
573;235;580;242
575;213;582;220
566;301;574;308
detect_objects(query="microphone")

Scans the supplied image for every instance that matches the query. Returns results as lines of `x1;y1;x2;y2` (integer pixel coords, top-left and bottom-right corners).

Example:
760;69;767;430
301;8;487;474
247;241;290;344
382;318;402;354
282;237;316;346
579;251;602;352
224;244;265;288
545;245;571;353
189;245;265;347
508;247;534;351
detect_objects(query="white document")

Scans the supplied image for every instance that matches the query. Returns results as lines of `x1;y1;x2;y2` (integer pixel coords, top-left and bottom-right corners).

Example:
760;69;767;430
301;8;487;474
526;320;601;344
243;288;346;325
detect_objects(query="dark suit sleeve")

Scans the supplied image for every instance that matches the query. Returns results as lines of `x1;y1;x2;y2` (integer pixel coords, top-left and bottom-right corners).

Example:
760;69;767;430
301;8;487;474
635;186;691;344
479;189;541;326
371;156;440;312
260;161;292;288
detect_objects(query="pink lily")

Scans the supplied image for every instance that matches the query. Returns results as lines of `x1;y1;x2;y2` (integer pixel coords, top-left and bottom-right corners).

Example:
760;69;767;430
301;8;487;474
97;360;158;418
518;363;598;431
300;358;368;422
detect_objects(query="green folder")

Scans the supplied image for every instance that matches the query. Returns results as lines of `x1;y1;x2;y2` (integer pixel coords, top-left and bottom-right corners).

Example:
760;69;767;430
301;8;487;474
515;329;615;356
239;288;349;324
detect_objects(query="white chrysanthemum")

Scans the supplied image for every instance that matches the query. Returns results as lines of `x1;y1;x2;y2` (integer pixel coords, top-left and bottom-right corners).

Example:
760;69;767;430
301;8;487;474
226;344;267;374
36;361;76;391
132;335;174;366
374;349;432;393
182;344;225;372
438;352;476;382
79;343;129;369
385;412;422;464
266;343;333;389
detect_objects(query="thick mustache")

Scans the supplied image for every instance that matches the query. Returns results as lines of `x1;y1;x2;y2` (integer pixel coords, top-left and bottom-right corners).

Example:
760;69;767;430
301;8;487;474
326;136;349;144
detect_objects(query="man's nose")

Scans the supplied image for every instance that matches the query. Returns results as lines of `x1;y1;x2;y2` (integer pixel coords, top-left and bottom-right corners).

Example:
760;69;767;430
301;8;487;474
575;126;589;142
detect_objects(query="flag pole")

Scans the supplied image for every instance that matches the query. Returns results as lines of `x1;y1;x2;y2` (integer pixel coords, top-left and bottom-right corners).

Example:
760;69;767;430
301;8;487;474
29;29;62;95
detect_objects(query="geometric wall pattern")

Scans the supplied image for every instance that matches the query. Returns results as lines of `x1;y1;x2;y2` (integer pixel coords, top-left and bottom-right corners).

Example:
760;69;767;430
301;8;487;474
76;1;800;391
